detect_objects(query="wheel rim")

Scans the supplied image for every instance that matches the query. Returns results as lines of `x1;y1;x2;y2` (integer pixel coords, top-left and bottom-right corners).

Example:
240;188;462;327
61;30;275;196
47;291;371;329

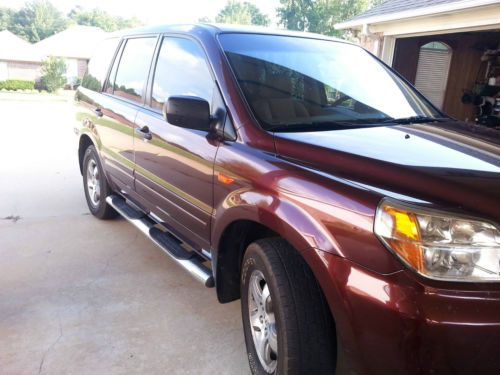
248;270;278;373
86;158;101;207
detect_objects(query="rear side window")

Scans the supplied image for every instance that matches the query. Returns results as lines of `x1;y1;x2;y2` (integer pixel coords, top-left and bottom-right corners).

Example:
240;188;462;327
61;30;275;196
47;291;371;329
104;42;123;94
82;37;119;91
151;37;214;110
111;37;156;103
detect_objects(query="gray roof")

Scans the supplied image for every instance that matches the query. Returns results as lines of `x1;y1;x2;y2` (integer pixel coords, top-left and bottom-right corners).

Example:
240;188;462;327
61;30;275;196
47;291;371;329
32;25;107;60
350;0;464;21
0;30;42;62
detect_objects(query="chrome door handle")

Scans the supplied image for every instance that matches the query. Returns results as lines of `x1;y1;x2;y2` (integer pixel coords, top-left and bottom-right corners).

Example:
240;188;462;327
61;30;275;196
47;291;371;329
94;108;103;117
135;126;152;140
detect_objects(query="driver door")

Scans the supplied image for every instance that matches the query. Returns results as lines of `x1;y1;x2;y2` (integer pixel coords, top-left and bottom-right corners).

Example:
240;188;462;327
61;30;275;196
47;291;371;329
133;36;221;250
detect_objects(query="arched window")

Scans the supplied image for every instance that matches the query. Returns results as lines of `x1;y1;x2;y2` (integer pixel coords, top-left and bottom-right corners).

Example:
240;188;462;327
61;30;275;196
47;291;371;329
414;41;452;110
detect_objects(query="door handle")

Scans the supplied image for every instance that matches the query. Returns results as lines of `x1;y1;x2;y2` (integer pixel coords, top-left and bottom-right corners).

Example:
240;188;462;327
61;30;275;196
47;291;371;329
135;126;152;141
94;108;103;117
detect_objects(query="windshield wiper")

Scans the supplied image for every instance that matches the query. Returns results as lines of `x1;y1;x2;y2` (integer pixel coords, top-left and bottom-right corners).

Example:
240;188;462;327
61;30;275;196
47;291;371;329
266;121;351;132
266;119;383;132
382;116;450;124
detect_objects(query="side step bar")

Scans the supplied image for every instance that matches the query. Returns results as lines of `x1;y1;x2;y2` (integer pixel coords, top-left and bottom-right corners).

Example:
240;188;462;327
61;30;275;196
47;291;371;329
106;195;214;288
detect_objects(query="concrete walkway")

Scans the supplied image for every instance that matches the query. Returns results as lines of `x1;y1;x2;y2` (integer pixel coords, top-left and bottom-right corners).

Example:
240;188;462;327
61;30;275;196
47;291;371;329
0;93;250;375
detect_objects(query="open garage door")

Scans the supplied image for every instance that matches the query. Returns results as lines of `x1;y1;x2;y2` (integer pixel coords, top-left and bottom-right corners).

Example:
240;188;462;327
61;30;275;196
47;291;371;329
392;30;500;122
414;42;452;110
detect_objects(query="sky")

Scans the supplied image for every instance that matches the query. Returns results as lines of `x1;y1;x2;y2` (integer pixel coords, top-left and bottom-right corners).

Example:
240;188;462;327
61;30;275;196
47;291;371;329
2;0;282;26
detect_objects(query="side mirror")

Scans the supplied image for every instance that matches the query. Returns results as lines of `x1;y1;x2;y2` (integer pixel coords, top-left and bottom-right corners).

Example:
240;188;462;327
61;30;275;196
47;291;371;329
164;96;210;131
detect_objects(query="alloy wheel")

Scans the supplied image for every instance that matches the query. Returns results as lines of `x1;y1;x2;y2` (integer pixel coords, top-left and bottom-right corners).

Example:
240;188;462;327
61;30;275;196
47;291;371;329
248;270;278;373
86;158;101;207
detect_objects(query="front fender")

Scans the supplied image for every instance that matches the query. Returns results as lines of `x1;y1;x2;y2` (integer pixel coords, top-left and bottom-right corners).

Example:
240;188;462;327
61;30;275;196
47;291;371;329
212;187;342;255
212;138;403;274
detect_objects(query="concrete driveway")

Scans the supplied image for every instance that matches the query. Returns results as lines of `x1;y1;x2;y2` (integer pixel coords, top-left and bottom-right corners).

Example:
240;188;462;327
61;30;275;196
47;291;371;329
0;92;249;375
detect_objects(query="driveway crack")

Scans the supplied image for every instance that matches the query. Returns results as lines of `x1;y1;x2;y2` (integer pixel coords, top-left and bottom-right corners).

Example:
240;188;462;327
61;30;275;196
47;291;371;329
38;313;63;374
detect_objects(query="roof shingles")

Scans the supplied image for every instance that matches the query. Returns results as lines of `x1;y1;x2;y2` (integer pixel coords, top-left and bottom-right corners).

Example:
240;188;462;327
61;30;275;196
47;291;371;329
350;0;465;21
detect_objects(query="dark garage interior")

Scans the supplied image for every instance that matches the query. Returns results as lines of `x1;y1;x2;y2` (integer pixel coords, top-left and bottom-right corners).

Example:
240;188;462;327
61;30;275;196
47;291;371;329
393;30;500;125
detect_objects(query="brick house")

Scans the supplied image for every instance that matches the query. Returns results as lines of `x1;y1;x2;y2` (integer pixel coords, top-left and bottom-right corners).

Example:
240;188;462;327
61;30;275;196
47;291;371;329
0;25;106;85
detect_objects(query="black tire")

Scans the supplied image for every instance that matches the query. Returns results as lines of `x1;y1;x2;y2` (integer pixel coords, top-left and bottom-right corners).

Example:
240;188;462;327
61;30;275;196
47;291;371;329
241;238;337;375
82;145;118;220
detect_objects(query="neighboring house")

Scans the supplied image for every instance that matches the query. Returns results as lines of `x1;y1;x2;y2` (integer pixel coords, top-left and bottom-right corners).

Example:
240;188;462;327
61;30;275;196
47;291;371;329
0;25;106;85
0;30;42;81
336;0;500;123
32;25;107;85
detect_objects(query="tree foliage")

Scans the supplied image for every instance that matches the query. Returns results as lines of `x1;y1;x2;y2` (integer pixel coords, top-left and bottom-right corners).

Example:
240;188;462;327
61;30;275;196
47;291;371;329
215;1;270;26
0;1;141;42
0;7;14;31
9;1;68;43
41;56;67;92
198;16;212;23
277;0;370;38
0;0;386;43
68;6;142;32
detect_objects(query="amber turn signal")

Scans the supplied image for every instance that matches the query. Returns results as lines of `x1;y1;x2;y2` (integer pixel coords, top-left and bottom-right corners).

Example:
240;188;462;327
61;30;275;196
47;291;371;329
218;172;235;185
377;205;424;271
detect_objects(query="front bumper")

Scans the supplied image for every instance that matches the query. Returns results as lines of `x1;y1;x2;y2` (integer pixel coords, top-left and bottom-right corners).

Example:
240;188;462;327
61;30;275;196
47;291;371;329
303;249;500;375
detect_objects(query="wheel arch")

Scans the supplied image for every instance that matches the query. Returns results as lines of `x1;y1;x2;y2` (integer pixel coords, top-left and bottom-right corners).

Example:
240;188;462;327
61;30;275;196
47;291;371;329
78;133;96;174
212;189;342;303
214;219;278;303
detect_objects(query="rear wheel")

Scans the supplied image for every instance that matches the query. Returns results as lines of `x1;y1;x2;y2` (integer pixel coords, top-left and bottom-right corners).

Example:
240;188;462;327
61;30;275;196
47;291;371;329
82;145;117;219
241;238;336;375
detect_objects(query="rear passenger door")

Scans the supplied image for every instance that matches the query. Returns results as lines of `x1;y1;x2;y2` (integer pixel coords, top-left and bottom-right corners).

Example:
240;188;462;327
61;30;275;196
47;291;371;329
96;36;157;195
134;36;222;250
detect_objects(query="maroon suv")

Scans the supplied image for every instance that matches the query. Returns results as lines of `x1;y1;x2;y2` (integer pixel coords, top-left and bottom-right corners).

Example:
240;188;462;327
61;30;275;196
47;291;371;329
75;24;500;375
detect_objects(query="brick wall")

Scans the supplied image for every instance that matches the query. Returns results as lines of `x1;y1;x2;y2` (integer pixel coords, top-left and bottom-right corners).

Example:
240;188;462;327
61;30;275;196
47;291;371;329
359;33;384;57
3;60;42;81
77;59;88;78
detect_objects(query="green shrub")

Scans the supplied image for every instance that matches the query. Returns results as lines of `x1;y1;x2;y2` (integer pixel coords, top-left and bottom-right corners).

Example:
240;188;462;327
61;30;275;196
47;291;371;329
41;56;67;92
0;79;35;91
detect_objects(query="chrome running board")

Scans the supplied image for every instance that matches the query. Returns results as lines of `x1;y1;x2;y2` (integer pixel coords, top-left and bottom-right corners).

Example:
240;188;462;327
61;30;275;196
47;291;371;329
106;195;214;288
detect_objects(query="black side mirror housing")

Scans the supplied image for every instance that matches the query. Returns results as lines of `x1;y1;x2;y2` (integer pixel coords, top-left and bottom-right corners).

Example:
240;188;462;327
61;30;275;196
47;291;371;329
164;96;211;131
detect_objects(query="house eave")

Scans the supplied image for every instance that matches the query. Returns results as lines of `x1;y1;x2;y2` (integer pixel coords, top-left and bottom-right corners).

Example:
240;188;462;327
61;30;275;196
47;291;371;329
335;0;500;30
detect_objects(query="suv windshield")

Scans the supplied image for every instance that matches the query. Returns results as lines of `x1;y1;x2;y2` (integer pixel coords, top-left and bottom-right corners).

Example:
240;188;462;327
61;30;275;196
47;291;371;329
219;33;445;132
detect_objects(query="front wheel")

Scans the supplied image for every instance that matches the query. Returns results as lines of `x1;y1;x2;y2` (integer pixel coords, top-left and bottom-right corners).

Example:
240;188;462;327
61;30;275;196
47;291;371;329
241;238;337;375
82;145;117;219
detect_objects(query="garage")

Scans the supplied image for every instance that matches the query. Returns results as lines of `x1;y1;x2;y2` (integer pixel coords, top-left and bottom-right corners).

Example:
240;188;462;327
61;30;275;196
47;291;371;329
335;0;500;127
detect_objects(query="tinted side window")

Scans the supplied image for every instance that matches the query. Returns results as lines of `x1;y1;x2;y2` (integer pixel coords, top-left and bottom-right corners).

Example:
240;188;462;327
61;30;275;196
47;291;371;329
113;37;156;103
104;42;123;94
151;37;214;110
82;37;119;91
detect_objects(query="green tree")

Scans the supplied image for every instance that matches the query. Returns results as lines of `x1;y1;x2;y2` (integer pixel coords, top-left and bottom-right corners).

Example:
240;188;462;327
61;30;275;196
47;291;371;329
198;16;213;23
10;1;68;42
277;0;369;38
68;6;141;32
41;56;67;92
0;7;14;30
216;1;270;26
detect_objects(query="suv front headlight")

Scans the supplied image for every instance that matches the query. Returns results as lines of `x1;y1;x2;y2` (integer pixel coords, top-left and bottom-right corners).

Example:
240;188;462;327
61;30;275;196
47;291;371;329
374;200;500;282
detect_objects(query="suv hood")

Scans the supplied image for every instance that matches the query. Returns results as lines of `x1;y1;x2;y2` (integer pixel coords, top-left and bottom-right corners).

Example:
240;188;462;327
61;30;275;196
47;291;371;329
274;122;500;221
